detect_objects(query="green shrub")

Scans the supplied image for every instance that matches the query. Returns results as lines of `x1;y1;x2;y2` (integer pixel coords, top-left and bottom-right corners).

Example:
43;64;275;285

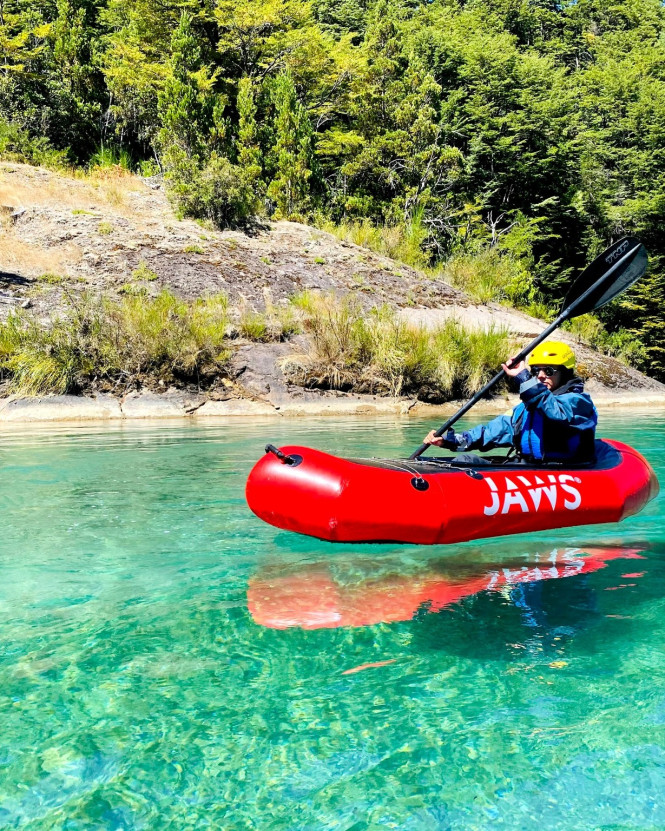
562;313;646;366
600;329;647;365
163;148;258;228
0;118;69;168
443;249;532;306
98;221;113;235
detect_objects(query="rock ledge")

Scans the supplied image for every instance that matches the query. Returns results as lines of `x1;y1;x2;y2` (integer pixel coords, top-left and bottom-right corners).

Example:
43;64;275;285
0;389;663;423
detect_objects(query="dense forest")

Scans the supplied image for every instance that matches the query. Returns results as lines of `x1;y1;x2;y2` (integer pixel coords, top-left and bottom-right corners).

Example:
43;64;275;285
2;0;665;378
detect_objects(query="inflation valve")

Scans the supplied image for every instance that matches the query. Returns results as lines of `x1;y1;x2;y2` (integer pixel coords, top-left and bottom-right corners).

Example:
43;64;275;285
265;444;302;466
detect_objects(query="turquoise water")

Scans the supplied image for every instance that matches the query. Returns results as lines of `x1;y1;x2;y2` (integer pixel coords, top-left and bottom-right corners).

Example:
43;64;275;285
0;412;664;829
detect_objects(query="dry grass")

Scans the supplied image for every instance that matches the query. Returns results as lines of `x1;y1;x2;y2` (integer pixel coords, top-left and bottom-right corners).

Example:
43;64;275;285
0;231;82;278
0;290;231;394
0;163;147;218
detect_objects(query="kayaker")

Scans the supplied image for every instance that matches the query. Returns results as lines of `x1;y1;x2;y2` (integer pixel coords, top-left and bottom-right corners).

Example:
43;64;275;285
423;341;598;463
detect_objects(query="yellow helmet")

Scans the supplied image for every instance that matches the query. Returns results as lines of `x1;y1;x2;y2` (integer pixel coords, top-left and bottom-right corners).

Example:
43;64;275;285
528;341;575;369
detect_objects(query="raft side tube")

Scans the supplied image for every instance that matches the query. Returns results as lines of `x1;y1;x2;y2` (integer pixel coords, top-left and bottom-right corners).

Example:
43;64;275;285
246;445;447;543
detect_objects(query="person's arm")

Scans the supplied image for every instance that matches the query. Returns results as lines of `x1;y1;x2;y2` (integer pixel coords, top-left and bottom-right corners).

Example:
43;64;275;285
423;413;515;451
459;414;515;451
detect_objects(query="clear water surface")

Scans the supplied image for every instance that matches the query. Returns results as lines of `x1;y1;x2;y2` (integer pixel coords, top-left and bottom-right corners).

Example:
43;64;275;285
0;412;664;830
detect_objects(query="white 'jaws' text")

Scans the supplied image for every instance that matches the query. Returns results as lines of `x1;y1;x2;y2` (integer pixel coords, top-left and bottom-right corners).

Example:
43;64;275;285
483;474;582;516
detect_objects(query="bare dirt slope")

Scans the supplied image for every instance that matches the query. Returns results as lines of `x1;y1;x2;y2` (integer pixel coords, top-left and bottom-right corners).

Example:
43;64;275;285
1;161;664;409
0;162;462;314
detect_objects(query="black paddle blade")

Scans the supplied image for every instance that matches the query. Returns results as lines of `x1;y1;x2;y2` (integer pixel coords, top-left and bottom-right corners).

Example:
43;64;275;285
563;237;647;317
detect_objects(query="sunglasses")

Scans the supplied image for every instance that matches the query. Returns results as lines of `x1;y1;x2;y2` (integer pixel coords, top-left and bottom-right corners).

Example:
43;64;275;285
530;365;560;377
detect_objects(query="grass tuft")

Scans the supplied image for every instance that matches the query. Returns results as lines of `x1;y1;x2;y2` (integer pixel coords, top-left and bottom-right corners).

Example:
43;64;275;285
239;309;269;341
442;250;530;306
0;290;230;395
132;260;158;281
88;145;133;172
316;216;429;270
282;292;510;400
236;291;302;342
37;273;66;284
118;283;148;296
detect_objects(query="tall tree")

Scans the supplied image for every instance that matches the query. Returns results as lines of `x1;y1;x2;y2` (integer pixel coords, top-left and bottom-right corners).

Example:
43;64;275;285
236;75;264;208
267;71;314;218
157;11;222;160
0;0;106;159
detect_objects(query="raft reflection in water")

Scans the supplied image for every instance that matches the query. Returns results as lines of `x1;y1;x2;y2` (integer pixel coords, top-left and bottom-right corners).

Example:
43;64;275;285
247;544;648;630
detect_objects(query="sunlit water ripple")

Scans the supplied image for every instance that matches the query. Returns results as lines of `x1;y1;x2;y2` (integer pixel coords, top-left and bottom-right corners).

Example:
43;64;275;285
0;412;663;829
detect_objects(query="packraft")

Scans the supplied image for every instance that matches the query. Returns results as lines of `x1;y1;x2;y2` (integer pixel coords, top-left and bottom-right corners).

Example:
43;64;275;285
245;440;658;545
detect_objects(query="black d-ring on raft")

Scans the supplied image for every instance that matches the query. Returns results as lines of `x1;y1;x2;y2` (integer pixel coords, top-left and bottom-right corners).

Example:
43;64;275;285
411;477;429;491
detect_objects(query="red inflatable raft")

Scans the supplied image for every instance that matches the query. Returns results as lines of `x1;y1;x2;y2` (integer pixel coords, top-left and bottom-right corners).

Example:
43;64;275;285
245;440;659;545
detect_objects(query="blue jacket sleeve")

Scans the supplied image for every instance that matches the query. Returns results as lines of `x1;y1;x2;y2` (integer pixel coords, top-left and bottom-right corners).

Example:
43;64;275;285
460;414;515;451
518;377;597;430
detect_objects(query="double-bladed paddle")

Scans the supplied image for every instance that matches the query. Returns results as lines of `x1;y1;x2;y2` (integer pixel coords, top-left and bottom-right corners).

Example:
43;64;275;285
408;237;648;460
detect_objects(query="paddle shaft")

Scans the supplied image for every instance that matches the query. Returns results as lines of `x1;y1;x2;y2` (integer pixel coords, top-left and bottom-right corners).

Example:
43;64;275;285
408;245;637;460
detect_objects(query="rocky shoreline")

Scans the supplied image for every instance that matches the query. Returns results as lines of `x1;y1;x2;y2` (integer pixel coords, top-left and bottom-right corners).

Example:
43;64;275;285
1;388;664;423
3;162;665;425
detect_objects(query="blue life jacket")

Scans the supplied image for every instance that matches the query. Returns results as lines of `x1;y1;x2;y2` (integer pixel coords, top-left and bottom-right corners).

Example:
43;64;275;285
460;376;597;463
